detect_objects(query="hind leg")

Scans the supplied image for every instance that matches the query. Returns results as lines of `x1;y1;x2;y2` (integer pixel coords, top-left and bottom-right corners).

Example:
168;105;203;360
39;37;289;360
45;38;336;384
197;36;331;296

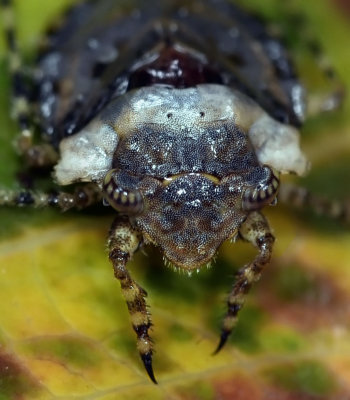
277;10;345;116
1;0;58;168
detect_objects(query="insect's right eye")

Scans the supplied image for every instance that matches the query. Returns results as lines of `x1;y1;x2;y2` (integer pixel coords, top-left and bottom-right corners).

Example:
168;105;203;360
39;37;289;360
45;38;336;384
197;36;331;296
242;167;280;211
103;170;144;215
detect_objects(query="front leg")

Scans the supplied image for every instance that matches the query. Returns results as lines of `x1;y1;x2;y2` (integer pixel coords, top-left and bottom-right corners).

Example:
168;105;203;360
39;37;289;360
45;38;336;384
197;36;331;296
214;211;274;353
108;217;157;383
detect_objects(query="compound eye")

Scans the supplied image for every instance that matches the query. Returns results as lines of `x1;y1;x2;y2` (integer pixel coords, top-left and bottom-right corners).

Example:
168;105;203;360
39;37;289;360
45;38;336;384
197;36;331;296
242;168;280;211
103;170;144;215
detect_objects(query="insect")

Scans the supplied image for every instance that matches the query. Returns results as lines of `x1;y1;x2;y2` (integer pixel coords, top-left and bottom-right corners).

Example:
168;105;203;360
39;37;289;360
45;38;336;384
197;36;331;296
0;0;347;384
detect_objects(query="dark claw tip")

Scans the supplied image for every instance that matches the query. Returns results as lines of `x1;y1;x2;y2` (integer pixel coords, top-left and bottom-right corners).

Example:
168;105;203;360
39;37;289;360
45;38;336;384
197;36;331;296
141;352;157;384
212;330;229;355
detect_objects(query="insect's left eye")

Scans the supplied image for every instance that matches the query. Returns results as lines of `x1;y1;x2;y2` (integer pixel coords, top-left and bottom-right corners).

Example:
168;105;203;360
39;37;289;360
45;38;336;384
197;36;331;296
242;167;280;211
103;170;144;215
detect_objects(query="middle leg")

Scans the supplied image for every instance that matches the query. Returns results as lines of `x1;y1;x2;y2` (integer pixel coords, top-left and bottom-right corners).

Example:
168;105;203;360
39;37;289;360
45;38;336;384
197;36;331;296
278;182;350;224
0;183;102;211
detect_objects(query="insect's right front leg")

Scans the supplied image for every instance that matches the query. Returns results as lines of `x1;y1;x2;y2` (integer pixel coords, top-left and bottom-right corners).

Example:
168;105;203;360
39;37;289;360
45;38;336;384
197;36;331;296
108;217;157;384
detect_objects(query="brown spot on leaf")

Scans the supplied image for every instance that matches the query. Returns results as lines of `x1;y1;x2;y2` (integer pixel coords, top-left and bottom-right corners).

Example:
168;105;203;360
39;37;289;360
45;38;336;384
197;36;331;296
0;351;43;399
333;0;350;18
257;264;350;331
213;372;348;400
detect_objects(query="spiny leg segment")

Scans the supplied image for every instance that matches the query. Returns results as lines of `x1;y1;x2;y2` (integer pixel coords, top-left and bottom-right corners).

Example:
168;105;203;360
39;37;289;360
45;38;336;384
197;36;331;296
108;217;156;384
214;211;274;354
1;0;58;167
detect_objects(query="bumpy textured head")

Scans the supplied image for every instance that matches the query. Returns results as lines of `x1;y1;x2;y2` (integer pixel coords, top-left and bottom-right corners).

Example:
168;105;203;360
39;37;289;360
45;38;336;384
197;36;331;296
104;170;242;268
102;165;279;269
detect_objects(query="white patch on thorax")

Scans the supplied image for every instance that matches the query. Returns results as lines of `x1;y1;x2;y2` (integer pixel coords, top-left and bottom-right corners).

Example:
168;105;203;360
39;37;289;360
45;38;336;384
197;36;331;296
54;84;309;186
54;120;118;185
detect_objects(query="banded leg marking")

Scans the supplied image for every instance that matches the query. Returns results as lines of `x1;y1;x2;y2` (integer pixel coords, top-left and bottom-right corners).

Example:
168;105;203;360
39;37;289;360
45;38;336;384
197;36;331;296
214;211;274;354
108;218;157;384
278;183;350;224
0;184;102;211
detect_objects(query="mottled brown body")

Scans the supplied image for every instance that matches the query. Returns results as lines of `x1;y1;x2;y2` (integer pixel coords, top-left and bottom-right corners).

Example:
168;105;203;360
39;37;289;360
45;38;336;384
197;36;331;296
0;0;346;385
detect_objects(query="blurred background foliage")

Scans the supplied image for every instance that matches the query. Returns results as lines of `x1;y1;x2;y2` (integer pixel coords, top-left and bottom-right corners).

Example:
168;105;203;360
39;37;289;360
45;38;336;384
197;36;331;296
0;0;350;399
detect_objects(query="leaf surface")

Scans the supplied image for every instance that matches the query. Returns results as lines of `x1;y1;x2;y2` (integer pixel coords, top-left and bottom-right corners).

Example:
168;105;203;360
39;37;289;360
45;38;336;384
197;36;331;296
0;0;350;399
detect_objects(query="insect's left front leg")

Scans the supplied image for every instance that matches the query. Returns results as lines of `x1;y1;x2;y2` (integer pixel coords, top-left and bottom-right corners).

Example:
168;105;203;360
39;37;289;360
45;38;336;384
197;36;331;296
108;217;157;384
214;211;274;353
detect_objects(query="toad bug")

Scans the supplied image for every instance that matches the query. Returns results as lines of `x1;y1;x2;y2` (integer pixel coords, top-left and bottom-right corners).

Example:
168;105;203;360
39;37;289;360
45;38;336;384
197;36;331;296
1;0;347;384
